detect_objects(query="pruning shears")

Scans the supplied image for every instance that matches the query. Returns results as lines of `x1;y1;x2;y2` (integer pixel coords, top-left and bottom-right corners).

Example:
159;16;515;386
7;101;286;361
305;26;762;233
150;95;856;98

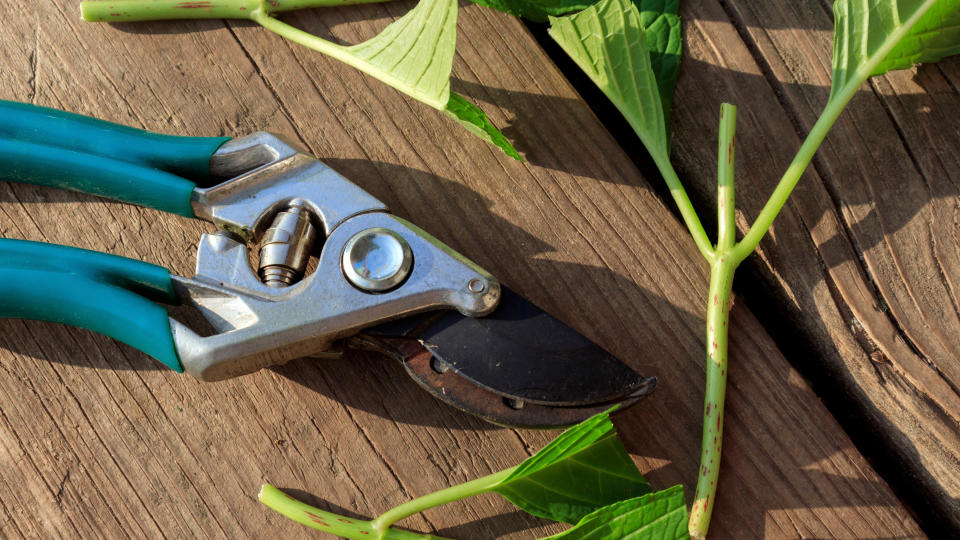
0;100;655;428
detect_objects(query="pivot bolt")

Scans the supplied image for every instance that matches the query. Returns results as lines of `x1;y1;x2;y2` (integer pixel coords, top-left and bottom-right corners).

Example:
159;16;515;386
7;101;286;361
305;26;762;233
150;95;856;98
467;278;487;294
341;228;413;292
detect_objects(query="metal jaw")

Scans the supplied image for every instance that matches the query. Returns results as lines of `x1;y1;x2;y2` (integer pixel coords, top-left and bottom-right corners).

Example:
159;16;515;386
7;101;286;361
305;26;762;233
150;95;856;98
169;133;500;381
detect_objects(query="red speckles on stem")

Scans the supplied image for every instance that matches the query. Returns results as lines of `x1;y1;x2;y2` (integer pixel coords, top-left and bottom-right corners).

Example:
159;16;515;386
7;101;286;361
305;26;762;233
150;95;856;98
305;512;330;528
728;140;734;166
702;465;709;477
713;294;718;305
712;341;718;350
337;518;353;524
175;1;218;8
705;403;712;415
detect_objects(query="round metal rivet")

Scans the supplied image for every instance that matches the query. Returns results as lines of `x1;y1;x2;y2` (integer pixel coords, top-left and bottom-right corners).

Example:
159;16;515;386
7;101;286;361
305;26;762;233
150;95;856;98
341;228;413;292
468;278;486;294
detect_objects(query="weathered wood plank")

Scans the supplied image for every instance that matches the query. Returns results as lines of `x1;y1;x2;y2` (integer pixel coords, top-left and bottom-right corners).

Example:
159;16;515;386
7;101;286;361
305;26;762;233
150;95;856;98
667;0;960;530
0;0;923;537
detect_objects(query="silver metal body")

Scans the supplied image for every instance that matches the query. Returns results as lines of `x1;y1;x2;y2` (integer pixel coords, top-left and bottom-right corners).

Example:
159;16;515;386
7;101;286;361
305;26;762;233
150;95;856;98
169;133;500;381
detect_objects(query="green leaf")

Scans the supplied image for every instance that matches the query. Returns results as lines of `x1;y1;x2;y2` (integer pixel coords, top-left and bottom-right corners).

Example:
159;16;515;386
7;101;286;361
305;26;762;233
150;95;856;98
876;1;960;74
341;0;458;109
477;0;681;121
466;0;598;22
542;485;689;540
490;410;651;524
636;0;677;22
830;0;960;102
638;1;682;122
547;0;671;161
253;0;520;158
445;93;523;160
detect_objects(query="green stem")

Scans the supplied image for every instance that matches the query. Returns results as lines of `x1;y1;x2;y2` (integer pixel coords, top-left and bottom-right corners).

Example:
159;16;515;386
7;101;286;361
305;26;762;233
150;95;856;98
651;150;715;262
716;104;736;252
687;256;736;540
259;484;446;539
271;0;389;9
81;0;388;23
688;105;738;539
370;467;515;533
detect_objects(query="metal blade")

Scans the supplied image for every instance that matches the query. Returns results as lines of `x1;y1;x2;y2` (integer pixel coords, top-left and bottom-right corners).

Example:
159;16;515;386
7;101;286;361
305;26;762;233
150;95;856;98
353;286;656;428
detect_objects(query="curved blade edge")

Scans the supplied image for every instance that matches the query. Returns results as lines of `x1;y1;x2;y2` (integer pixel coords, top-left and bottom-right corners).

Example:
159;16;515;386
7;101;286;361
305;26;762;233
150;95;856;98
400;337;657;429
364;286;653;407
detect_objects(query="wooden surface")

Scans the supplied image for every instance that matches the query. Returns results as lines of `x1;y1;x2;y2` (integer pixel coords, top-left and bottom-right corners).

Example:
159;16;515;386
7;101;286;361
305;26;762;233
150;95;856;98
0;0;949;537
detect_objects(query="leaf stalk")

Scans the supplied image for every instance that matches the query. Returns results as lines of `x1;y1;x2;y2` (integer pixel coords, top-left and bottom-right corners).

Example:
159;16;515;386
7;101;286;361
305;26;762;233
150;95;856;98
651;150;715;262
258;484;446;539
370;467;516;533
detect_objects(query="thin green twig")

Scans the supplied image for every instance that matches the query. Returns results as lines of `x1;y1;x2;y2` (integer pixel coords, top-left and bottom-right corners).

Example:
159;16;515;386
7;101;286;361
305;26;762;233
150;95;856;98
259;484;446;539
370;468;514;532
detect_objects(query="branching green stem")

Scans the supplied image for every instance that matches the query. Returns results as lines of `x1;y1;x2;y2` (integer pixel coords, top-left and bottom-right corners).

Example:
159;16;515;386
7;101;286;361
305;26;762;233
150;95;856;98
261;469;514;537
370;467;515;533
259;484;446;539
686;3;937;533
687;104;737;540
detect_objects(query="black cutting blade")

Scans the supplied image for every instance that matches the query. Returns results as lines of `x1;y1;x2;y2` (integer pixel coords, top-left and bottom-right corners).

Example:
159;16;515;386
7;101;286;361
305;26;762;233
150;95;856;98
353;286;656;428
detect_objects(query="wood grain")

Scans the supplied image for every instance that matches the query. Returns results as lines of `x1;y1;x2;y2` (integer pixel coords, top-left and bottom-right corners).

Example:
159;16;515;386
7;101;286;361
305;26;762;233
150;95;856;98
0;0;925;538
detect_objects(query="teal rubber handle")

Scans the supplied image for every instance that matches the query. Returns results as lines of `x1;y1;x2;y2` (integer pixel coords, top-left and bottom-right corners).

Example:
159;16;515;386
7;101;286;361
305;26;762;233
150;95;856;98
0;239;183;371
0;100;229;183
0;139;197;216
